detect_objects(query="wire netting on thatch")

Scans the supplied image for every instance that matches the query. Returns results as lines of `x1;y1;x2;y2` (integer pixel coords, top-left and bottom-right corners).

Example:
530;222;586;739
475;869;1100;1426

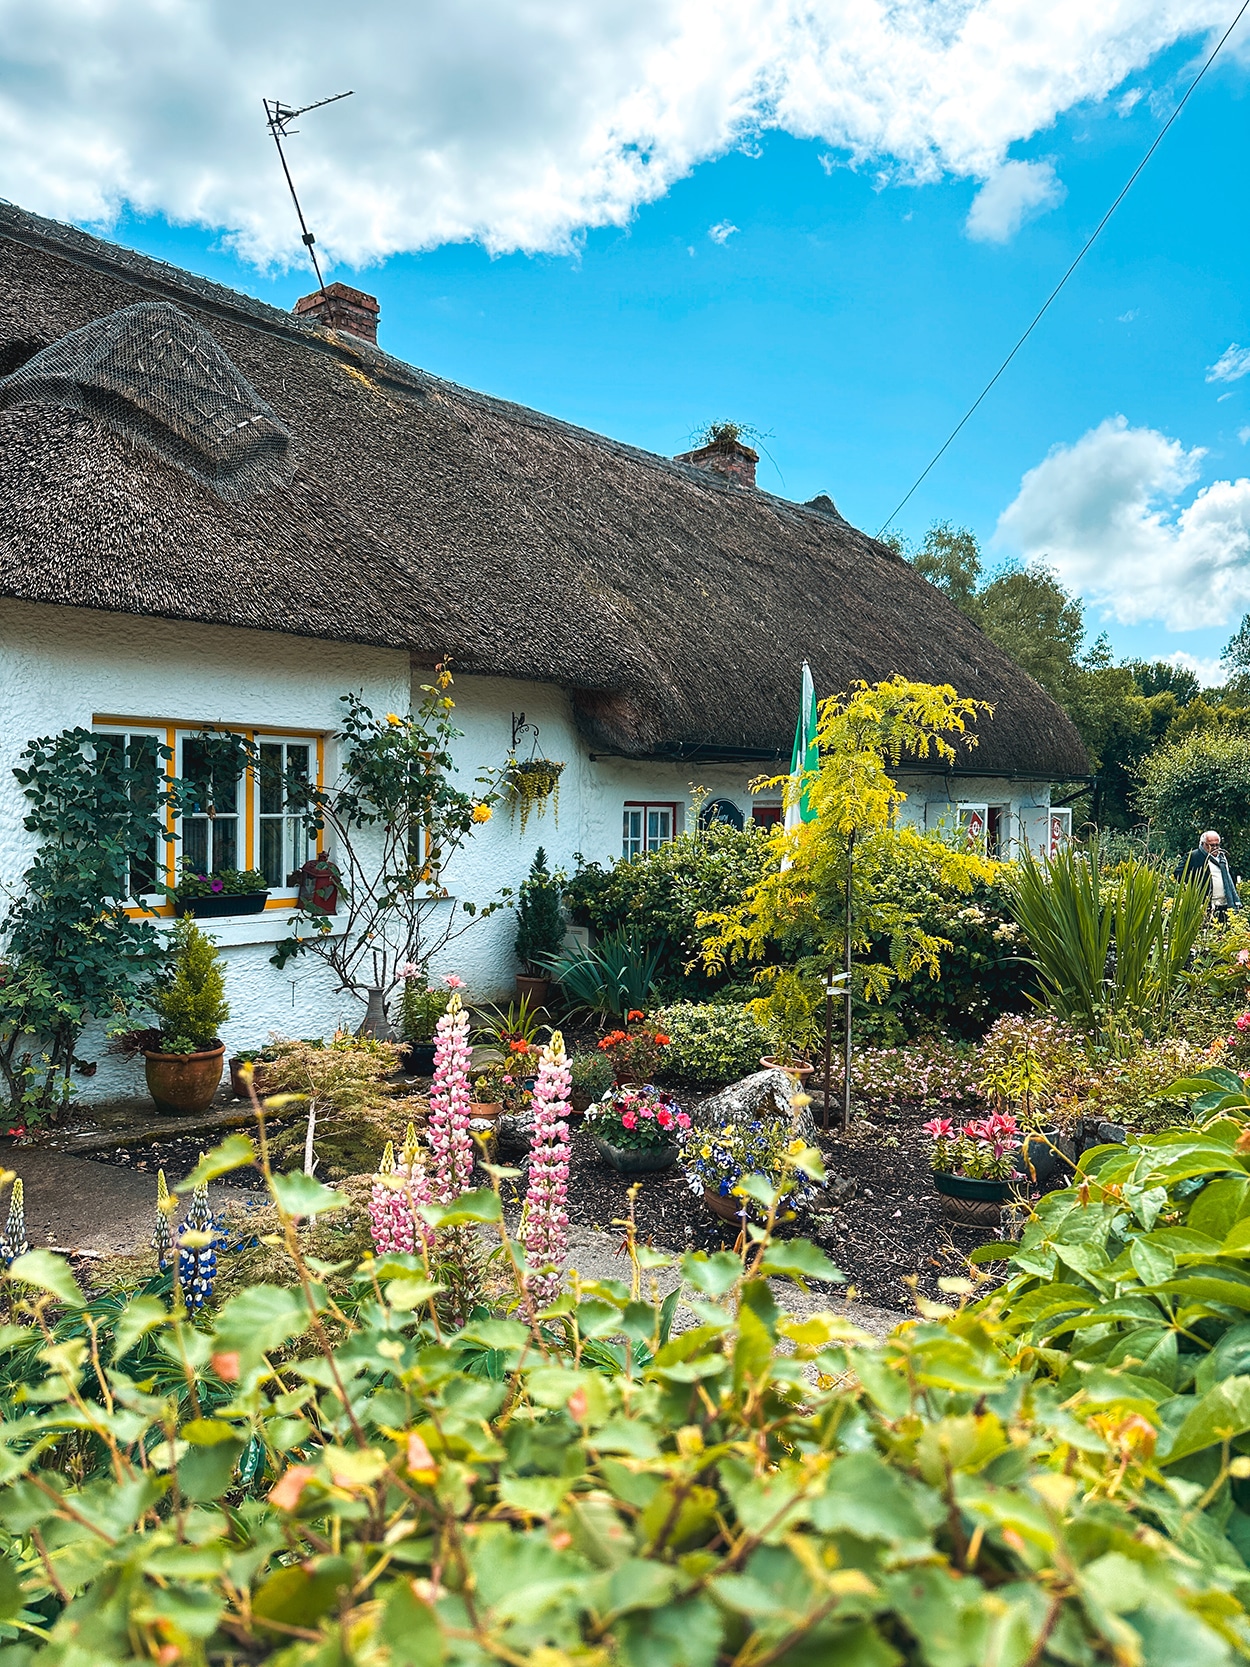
0;301;292;500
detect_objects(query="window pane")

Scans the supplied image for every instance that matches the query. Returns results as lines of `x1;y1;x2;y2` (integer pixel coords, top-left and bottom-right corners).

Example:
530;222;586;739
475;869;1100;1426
260;819;284;888
286;744;310;794
622;808;642;859
287;816;311;878
182;737;239;817
129;735;160;895
259;743;284;815
213;817;238;871
184;819;209;875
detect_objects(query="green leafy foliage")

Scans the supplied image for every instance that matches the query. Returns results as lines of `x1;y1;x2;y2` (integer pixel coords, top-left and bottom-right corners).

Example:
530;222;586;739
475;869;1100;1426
1007;843;1207;1047
564;818;771;996
1139;729;1250;872
1;727;175;1119
651;1001;776;1082
2;1159;1249;1666
151;919;229;1050
545;929;664;1019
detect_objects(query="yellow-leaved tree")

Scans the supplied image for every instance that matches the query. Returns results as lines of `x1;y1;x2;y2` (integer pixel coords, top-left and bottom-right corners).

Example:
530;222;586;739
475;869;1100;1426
700;676;993;1127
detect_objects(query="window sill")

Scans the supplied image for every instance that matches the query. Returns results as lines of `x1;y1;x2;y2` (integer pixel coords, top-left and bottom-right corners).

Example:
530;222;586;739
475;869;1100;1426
156;912;344;948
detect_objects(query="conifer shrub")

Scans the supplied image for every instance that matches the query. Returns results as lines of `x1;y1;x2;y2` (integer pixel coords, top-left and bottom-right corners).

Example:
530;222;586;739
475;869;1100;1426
151;918;229;1050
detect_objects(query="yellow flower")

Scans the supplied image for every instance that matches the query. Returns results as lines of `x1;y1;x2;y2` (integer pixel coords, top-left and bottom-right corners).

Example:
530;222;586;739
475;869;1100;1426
701;1144;711;1158
386;713;403;726
472;804;492;824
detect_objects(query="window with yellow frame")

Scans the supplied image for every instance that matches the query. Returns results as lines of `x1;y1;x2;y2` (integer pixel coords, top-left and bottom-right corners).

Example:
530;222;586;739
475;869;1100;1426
92;717;325;915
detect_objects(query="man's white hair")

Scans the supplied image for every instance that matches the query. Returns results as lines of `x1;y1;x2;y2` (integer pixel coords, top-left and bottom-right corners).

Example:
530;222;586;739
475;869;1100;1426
1203;830;1221;843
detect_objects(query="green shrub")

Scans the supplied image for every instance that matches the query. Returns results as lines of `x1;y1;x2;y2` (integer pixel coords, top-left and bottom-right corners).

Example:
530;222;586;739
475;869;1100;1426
544;929;663;1019
151;918;228;1049
569;1049;614;1103
564;819;770;995
2;1145;1249;1664
397;972;450;1042
1138;726;1250;870
652;1000;776;1082
515;845;564;973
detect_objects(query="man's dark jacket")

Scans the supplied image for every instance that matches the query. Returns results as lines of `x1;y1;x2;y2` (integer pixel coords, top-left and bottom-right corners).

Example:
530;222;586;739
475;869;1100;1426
1176;847;1241;909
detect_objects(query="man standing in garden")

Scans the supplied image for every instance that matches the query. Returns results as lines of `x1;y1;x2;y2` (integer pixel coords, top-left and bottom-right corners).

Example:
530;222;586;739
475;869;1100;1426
1177;830;1241;918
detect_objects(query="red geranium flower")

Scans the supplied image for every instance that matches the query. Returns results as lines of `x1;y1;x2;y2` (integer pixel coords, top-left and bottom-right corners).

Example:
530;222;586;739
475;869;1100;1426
627;1010;645;1023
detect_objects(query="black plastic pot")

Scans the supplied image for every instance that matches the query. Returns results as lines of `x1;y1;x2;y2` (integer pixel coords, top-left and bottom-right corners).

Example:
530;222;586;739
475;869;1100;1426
177;892;268;919
399;1041;437;1075
1021;1128;1077;1187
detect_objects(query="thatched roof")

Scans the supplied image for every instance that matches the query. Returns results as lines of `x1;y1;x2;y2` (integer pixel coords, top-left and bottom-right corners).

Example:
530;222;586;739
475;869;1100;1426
0;200;1087;778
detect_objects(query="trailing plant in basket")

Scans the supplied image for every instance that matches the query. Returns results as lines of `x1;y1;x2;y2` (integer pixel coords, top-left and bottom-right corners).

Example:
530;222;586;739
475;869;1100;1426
174;863;267;902
583;1083;688;1150
505;754;564;831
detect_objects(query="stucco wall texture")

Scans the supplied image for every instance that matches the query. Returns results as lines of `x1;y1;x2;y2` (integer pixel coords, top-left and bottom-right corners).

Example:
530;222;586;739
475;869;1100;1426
0;602;1051;1104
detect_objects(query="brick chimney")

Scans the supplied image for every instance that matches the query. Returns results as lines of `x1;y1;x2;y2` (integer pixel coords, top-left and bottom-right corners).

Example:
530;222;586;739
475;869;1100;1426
293;282;380;344
674;431;758;488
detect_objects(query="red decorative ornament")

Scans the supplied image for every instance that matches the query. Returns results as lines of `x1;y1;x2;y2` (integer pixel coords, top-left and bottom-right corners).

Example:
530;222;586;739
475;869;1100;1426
296;856;340;915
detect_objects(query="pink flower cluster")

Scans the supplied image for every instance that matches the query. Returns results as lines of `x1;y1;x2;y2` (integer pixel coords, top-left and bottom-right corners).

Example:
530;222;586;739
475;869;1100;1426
1236;1015;1250;1033
368;1131;432;1254
1238;949;1250;968
428;990;475;1203
522;1029;573;1308
620;1100;691;1133
923;1112;1020;1181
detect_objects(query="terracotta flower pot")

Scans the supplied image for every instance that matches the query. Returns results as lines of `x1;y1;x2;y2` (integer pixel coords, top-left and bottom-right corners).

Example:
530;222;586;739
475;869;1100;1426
760;1057;815;1082
592;1136;678;1174
144;1043;225;1116
470;1101;502;1122
703;1186;746;1223
516;974;551;1008
229;1057;270;1100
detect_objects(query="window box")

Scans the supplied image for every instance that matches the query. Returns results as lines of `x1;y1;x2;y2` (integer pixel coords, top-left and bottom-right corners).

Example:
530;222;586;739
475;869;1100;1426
176;891;269;919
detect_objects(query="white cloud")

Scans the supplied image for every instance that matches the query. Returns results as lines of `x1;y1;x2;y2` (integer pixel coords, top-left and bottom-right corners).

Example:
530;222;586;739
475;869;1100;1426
1238;426;1250;443
0;0;1236;266
708;220;740;243
1162;650;1227;686
996;415;1250;630
1118;308;1140;322
965;159;1066;241
1208;344;1250;383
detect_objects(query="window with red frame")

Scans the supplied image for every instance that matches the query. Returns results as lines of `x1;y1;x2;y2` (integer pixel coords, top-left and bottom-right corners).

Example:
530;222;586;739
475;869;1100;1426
752;804;783;829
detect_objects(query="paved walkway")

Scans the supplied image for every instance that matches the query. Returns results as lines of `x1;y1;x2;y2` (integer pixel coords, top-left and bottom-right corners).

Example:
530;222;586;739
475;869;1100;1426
3;1155;902;1338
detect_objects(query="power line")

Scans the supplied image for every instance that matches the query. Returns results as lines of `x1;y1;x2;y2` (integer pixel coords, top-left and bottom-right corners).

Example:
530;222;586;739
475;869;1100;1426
877;0;1250;537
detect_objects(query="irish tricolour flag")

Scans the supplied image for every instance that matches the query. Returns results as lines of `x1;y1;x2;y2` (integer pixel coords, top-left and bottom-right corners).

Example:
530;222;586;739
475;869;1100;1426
785;661;819;834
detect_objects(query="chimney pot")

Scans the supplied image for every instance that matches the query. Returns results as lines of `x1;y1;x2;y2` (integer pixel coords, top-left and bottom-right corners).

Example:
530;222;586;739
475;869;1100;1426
674;435;758;489
293;282;380;344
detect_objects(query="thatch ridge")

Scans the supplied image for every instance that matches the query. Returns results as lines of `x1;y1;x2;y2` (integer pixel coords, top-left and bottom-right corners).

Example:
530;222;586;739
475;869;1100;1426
0;201;1088;778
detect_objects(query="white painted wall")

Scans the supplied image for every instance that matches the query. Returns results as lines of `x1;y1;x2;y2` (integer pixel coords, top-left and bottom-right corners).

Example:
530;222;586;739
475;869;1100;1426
0;602;1058;1102
0;600;409;1101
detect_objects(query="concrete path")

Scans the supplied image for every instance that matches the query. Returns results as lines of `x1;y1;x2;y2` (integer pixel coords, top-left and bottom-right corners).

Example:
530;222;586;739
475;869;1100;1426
6;1148;250;1257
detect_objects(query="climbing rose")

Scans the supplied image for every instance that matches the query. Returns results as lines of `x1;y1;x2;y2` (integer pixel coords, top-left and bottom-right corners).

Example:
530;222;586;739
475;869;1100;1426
523;1028;572;1309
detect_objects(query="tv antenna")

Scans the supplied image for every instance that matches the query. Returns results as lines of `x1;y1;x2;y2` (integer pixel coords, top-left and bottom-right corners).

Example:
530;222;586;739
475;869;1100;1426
263;90;353;294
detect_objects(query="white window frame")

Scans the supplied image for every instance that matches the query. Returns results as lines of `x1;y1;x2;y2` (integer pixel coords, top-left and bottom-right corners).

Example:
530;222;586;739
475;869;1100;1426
1048;807;1072;856
255;735;316;894
622;801;678;859
957;802;988;853
90;724;168;908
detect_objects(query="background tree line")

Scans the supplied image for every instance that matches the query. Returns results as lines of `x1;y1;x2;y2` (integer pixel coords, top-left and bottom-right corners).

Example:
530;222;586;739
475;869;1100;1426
886;521;1250;862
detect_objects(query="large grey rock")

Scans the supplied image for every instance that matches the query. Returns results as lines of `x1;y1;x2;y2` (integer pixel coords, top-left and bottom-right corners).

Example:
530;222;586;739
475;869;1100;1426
695;1069;820;1144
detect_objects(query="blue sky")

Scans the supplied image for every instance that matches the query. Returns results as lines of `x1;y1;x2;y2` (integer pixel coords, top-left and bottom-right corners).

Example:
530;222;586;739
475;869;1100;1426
5;3;1250;680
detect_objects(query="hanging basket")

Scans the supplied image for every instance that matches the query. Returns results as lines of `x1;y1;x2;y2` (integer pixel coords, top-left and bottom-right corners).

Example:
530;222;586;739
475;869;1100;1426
505;757;564;832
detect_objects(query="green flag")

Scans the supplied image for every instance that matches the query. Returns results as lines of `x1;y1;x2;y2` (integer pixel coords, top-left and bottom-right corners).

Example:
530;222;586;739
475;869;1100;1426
785;661;819;833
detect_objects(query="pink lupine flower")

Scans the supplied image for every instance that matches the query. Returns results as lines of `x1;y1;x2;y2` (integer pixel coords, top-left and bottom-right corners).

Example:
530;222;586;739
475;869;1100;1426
523;1029;572;1309
428;992;475;1202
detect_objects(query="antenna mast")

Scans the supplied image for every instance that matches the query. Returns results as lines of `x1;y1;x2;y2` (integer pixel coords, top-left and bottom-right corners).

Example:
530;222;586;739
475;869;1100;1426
263;90;353;295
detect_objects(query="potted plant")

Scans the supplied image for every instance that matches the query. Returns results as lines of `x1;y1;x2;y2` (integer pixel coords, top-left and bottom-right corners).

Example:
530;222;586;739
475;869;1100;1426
584;1085;689;1174
569;1051;614;1115
923;1113;1023;1224
142;920;230;1115
597;1013;671;1085
514;848;564;1007
175;864;269;919
395;965;452;1074
752;973;817;1080
229;1047;273;1100
678;1117;825;1223
505;757;564;833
